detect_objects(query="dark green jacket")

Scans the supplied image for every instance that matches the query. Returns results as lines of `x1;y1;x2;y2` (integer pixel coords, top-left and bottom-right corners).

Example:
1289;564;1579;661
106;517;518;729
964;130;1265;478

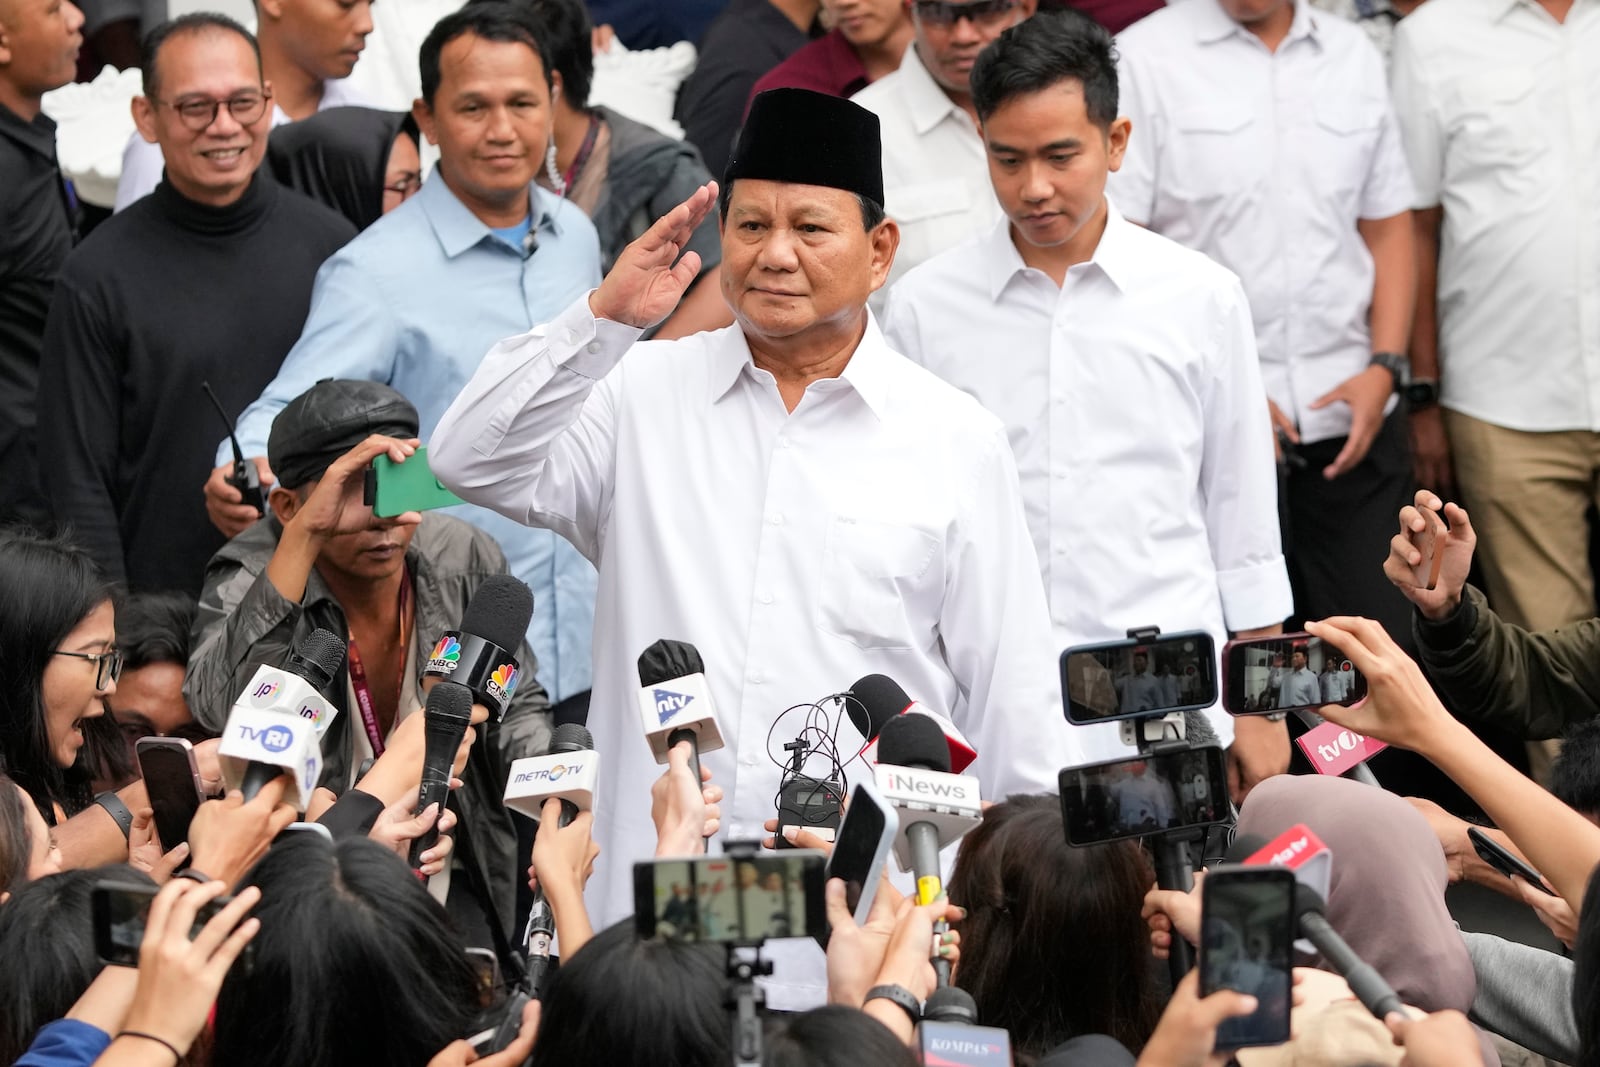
1414;584;1600;740
185;512;551;941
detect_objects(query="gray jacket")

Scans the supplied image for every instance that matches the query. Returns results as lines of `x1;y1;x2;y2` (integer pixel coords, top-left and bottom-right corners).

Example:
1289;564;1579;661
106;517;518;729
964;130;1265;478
185;512;552;942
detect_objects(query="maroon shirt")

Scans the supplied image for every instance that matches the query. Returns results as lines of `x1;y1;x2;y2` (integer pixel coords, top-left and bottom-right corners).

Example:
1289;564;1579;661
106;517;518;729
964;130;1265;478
1040;0;1165;33
747;29;870;112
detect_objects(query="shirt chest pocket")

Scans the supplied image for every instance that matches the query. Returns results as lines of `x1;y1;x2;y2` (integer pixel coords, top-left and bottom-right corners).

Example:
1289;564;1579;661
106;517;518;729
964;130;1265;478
1309;96;1382;199
818;516;941;651
1165;103;1258;202
1448;68;1545;170
887;178;975;258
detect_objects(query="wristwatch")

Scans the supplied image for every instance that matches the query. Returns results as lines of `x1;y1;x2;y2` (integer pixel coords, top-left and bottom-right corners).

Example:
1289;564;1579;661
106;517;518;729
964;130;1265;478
1368;351;1409;389
1404;378;1440;410
865;984;923;1023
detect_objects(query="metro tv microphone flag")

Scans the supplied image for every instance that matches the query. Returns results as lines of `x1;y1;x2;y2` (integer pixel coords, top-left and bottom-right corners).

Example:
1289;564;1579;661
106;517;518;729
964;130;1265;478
218;628;345;810
421;575;534;723
637;639;725;791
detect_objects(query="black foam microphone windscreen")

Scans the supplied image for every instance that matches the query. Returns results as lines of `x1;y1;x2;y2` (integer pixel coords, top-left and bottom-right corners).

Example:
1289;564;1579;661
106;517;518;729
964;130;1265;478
1224;833;1270;864
876;712;951;773
847;673;913;739
637;639;706;686
460;575;535;655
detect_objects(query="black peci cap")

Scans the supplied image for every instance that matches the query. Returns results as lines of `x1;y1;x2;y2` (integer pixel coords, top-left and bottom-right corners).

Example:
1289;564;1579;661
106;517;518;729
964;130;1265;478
725;88;884;207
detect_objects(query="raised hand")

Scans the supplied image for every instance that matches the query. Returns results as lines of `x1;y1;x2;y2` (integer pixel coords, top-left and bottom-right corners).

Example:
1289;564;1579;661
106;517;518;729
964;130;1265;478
589;182;718;329
1381;491;1476;620
1304;616;1457;754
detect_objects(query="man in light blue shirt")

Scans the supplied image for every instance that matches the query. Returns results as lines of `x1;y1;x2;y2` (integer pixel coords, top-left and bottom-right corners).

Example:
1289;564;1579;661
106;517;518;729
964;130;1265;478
203;5;603;706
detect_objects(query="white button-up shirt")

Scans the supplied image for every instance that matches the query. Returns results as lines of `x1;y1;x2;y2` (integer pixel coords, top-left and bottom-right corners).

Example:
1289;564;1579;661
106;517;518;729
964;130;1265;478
428;296;1079;1005
113;77;369;212
851;45;1003;294
1390;0;1600;433
1111;0;1415;444
883;204;1293;763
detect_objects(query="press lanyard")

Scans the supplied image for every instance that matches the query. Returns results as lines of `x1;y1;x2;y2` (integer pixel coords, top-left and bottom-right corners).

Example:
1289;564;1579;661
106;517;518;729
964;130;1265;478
347;569;412;757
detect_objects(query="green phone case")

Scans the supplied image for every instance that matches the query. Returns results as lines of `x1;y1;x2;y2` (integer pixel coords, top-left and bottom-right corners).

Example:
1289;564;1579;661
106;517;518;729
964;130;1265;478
368;447;463;517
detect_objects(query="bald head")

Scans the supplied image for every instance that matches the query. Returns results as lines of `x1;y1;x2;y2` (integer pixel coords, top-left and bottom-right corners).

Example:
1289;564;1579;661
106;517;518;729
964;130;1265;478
0;0;84;116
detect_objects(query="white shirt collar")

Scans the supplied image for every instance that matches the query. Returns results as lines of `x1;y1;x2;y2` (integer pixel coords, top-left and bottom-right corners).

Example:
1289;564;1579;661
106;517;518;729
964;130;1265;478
981;197;1139;300
708;313;894;420
900;44;967;136
1194;0;1323;47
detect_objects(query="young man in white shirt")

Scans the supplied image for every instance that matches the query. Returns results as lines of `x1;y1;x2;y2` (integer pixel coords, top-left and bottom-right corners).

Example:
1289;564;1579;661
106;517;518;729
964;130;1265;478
428;87;1076;1007
851;0;1035;293
883;10;1292;798
1110;0;1417;646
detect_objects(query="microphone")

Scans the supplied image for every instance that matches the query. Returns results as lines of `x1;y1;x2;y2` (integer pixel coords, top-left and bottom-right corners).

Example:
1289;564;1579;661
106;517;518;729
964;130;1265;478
1237;826;1333;954
504;721;597;998
407;682;475;868
874;714;983;987
421;575;534;724
916;986;1013;1066
848;674;977;773
1226;834;1405;1020
636;639;725;791
218;628;346;809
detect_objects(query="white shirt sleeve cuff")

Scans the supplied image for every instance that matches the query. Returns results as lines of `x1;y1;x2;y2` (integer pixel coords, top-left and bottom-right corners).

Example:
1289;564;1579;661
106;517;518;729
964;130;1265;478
1218;556;1295;633
550;291;645;380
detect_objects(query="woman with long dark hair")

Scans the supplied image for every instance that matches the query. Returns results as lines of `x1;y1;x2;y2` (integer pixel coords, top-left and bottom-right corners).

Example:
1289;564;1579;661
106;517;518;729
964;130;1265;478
0;528;118;824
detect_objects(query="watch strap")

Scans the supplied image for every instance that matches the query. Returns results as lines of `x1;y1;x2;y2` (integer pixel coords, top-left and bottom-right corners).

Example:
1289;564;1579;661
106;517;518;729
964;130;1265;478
94;791;134;841
865;984;923;1023
1369;352;1408;389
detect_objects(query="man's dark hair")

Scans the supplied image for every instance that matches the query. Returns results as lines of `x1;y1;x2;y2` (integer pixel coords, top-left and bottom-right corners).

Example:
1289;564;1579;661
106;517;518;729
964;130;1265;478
114;591;196;672
970;9;1119;129
1551;718;1600;820
420;3;554;106
140;13;262;98
501;0;594;109
716;182;887;232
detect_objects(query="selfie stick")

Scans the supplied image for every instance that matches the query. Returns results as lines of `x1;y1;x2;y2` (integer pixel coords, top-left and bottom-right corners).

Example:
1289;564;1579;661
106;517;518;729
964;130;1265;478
722;840;772;1067
1121;626;1203;985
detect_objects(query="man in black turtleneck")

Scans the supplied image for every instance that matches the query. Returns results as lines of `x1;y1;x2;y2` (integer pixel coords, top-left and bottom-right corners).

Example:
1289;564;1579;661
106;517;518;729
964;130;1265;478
38;13;354;595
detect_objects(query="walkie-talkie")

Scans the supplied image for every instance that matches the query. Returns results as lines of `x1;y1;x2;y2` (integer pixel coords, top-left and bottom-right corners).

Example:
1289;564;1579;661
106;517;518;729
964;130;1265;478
201;382;265;515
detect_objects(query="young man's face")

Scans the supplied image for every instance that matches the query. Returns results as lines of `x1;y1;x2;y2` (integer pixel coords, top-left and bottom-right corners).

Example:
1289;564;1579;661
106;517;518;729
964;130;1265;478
983;78;1128;256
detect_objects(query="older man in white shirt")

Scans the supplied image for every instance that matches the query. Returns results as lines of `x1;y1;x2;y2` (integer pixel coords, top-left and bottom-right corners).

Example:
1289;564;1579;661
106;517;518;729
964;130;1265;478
429;88;1076;1007
884;11;1293;797
1111;0;1417;644
851;0;1035;294
1390;0;1600;645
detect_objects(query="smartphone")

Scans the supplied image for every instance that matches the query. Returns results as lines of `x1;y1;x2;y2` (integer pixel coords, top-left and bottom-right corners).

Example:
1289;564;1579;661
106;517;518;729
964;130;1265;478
1200;866;1295;1050
825;779;899;923
775;774;844;849
92;880;229;967
1060;631;1217;724
135;737;203;852
464;947;502;1009
1467;827;1555;895
634;851;828;945
1057;745;1229;846
1221;633;1367;716
364;446;463;518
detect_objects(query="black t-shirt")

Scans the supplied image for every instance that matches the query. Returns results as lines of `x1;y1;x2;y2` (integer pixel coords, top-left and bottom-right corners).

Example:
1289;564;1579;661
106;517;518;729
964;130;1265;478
37;172;356;594
0;105;75;524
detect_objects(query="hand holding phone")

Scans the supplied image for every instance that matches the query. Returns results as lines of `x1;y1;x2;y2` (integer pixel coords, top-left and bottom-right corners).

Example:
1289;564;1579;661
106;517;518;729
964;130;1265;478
825;780;899;924
137;737;204;851
1467;827;1555;896
1221;633;1366;716
1383;491;1478;620
366;446;463;518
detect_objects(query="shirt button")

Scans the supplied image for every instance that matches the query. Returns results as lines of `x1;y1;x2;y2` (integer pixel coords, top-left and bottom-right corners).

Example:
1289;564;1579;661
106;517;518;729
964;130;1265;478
749;671;766;684
742;756;757;768
758;592;774;605
776;436;790;449
768;512;785;526
586;342;601;354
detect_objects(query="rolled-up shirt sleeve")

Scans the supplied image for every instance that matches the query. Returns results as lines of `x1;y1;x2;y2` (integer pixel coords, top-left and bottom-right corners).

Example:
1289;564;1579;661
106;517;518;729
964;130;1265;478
1201;275;1294;632
428;294;643;563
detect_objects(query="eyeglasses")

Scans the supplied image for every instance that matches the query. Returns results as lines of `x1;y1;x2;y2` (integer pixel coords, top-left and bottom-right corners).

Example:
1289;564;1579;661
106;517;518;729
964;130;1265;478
52;647;124;690
384;171;423;198
911;0;1021;26
152;90;272;132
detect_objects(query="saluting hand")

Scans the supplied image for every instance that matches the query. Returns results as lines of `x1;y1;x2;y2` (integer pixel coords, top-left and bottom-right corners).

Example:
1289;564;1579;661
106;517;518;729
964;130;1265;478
589;182;718;329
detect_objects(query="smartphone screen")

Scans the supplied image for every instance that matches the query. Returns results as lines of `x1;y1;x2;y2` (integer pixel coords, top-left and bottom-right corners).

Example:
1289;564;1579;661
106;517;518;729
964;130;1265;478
1060;632;1217;724
826;782;895;920
92;881;227;967
1057;746;1228;846
136;737;203;851
1221;633;1367;716
634;852;827;944
1200;867;1295;1049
